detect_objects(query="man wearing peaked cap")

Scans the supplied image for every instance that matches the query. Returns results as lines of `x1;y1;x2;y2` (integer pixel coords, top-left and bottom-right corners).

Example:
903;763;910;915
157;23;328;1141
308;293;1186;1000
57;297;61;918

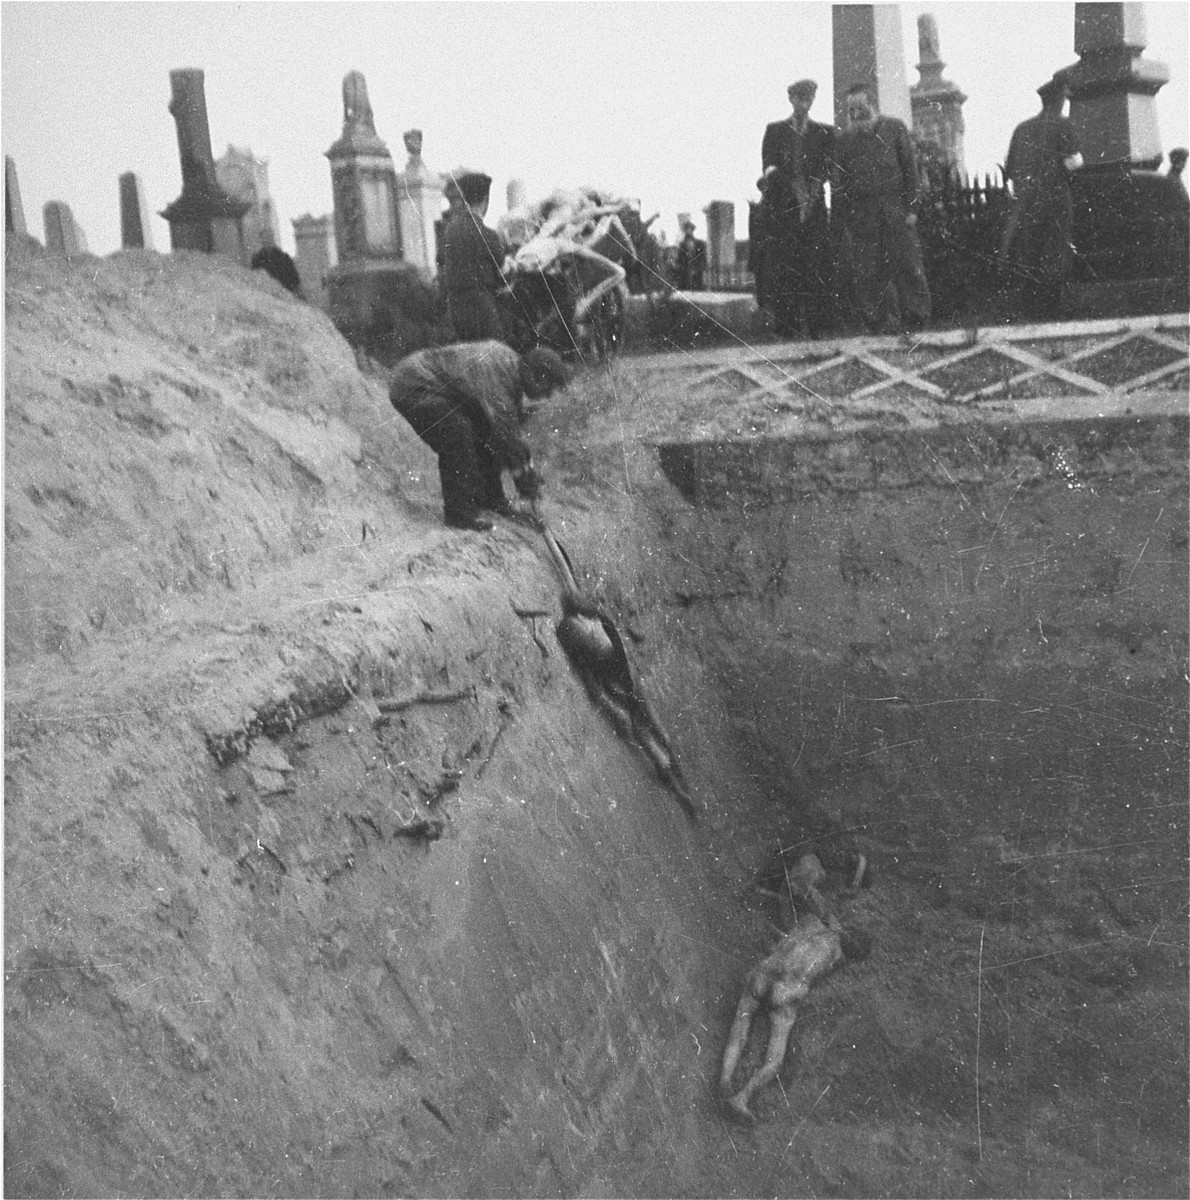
442;168;509;342
1036;76;1069;104
758;77;836;338
1001;75;1084;319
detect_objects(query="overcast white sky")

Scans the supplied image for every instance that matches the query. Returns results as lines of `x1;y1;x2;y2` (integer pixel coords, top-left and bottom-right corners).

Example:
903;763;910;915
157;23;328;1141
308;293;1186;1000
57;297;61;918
2;1;1188;256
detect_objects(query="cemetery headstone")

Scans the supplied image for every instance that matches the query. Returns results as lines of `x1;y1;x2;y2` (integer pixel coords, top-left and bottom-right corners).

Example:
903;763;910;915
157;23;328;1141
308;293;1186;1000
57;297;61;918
1057;1;1169;169
499;178;536;247
1054;1;1182;298
910;12;967;178
325;70;401;263
395;128;445;279
831;4;912;127
216;145;280;257
119;172;155;250
160;67;250;259
6;155;28;236
43;201;85;257
703;200;737;289
323;71;435;363
292;213;338;310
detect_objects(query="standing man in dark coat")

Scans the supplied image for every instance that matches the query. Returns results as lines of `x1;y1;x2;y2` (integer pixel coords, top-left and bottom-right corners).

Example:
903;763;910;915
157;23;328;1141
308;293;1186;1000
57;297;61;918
1001;78;1084;320
674;220;706;290
760;78;836;337
388;340;569;531
442;171;509;342
1167;148;1189;202
833;83;931;334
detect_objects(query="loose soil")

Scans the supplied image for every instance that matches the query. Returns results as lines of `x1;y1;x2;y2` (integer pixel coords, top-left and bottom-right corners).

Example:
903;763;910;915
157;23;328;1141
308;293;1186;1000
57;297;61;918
5;244;1187;1198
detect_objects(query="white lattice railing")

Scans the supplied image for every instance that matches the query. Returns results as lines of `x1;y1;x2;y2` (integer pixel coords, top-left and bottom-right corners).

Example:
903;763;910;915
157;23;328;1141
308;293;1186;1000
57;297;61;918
622;313;1188;439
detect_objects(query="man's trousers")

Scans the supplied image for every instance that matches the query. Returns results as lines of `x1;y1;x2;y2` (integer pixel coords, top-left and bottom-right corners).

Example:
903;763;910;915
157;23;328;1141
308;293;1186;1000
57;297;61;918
395;388;508;523
841;197;931;334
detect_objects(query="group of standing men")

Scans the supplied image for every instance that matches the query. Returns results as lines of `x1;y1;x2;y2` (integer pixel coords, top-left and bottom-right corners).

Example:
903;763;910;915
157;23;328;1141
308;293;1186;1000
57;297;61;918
758;78;930;338
758;75;1087;336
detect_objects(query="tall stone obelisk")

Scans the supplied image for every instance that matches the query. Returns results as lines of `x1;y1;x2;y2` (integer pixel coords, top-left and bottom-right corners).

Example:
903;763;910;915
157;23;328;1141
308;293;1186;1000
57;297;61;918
1056;2;1169;169
910;13;967;178
831;4;912;128
160;68;250;259
1055;4;1183;299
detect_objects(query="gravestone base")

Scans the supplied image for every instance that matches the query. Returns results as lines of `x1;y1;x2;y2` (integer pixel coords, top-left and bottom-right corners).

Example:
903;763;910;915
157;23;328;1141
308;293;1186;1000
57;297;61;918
168;217;248;261
325;260;446;366
622;291;776;353
1072;166;1186;283
1066;275;1190;319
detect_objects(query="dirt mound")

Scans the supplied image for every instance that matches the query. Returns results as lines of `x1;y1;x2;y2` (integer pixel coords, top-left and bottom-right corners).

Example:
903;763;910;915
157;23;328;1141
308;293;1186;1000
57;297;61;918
3;248;760;1198
5;247;417;667
5;248;1187;1199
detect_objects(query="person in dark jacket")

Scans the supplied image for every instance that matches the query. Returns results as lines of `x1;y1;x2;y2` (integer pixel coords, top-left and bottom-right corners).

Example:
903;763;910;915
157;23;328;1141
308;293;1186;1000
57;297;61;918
442;171;509;342
388;340;570;531
1168;148;1189;201
833;82;931;334
1001;77;1084;319
250;245;302;295
759;78;836;337
674;221;706;290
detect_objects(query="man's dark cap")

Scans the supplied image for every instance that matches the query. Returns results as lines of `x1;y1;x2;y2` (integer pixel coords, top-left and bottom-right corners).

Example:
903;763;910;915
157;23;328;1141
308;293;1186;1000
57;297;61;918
1038;77;1069;103
522;347;572;392
787;79;817;99
454;171;492;204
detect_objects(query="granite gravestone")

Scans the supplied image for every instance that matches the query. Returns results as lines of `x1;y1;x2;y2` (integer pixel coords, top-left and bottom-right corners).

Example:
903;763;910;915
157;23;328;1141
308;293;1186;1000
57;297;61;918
831;4;912;128
43;200;86;256
119;172;155;250
6;155;28;236
394;128;445;279
160;68;250;258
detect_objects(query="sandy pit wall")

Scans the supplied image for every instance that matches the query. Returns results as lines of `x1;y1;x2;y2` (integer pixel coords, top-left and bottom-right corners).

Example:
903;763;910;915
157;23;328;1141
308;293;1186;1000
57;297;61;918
2;249;775;1198
4;247;1187;1198
526;363;1189;1196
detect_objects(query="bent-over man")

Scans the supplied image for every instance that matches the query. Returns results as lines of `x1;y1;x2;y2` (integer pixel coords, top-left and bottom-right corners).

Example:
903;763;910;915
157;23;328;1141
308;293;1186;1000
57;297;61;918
389;340;570;531
833;83;931;334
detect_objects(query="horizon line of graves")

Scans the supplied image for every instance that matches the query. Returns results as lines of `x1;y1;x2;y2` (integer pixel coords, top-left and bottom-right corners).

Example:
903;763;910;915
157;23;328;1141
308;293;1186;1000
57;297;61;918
4;3;1186;326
